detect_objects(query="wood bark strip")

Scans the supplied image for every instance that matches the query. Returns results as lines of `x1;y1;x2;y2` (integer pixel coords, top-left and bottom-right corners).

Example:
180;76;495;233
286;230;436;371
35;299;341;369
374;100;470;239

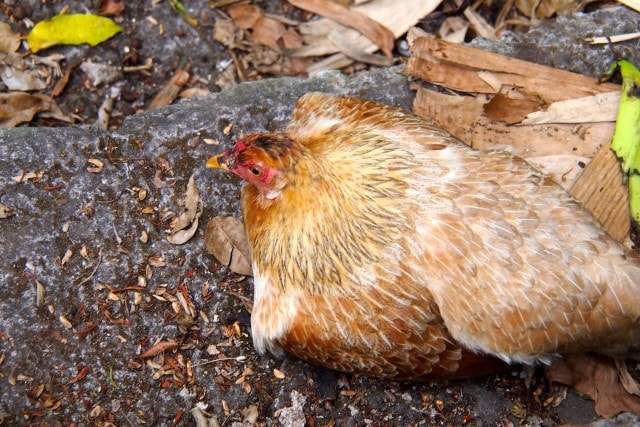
407;36;619;102
569;142;629;241
412;86;612;160
407;35;628;240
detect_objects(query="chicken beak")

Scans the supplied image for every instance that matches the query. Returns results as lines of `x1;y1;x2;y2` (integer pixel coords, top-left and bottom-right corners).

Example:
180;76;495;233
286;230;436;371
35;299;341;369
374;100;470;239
206;152;232;170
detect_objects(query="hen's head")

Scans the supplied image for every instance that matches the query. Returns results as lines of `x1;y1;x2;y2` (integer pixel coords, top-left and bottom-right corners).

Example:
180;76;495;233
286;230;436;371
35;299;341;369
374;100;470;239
207;132;297;200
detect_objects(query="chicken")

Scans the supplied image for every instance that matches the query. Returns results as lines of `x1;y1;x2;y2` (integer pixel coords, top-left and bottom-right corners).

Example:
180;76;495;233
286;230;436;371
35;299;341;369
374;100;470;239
206;92;640;381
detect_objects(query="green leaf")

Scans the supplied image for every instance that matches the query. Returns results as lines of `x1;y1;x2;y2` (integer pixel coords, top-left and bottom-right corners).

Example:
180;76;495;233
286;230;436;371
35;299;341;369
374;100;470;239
607;60;640;243
609;61;640;177
27;14;123;53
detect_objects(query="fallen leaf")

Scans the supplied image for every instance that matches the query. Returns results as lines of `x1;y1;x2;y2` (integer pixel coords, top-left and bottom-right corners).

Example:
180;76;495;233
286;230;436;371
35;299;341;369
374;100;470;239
0;92;70;128
0;53;48;91
545;353;640;418
483;92;544;124
228;4;262;29
59;315;73;329
516;0;578;18
288;0;394;58
27;14;124;53
12;171;45;183
241;405;259;424
167;174;203;245
191;406;221;427
205;216;253;276
213;18;240;46
80;61;123;87
0;23;21;53
138;340;179;359
86;158;105;173
328;30;391;67
0;202;14;219
251;15;286;50
99;0;126;16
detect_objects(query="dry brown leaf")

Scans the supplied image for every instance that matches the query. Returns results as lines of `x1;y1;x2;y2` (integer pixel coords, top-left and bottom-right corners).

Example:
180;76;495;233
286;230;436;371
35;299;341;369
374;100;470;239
251;15;286;50
545;353;640;418
483;92;544;124
167;174;203;245
228;4;263;29
80;61;122;87
205;216;253;276
213;18;240;46
282;28;304;49
288;0;394;58
210;0;242;7
515;0;580;18
328;30;391;67
99;0;126;16
191;406;221;427
0;23;21;53
0;53;48;91
0;92;68;128
438;16;468;43
0;202;15;219
138;340;179;359
227;4;294;51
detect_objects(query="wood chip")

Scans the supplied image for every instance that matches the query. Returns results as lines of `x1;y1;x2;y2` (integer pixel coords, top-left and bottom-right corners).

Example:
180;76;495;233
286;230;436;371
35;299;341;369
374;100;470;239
61;249;73;266
59;315;73;329
147;65;191;110
522;91;620;125
36;280;45;308
138;340;180;359
87;158;104;173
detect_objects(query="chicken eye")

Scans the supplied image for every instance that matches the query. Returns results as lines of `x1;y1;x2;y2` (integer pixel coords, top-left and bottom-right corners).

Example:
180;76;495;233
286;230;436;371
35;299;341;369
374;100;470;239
250;167;263;176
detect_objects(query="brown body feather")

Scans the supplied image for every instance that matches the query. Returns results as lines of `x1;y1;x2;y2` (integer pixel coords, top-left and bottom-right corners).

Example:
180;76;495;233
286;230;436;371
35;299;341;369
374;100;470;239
210;92;640;380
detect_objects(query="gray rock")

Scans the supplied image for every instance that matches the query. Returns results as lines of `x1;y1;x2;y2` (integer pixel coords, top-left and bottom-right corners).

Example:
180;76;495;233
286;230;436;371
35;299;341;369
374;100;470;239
470;6;640;77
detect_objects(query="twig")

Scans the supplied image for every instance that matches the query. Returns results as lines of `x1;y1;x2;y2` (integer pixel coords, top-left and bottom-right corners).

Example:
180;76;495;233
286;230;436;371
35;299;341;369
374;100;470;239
192;355;246;367
585;32;640;45
120;408;136;427
76;248;103;285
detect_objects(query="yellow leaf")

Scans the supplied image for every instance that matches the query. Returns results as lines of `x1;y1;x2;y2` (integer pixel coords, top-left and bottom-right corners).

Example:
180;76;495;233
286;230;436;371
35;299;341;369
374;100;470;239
27;14;123;53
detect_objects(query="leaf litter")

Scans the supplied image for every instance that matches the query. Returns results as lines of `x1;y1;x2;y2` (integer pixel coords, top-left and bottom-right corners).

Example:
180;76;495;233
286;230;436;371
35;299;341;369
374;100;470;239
205;216;253;276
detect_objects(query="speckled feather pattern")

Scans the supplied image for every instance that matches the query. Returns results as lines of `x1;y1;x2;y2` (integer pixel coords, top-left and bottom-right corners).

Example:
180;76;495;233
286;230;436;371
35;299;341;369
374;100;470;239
234;93;640;380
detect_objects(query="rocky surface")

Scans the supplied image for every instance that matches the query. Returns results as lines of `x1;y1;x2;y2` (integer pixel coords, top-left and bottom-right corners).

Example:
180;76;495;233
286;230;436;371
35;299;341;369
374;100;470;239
1;5;640;426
